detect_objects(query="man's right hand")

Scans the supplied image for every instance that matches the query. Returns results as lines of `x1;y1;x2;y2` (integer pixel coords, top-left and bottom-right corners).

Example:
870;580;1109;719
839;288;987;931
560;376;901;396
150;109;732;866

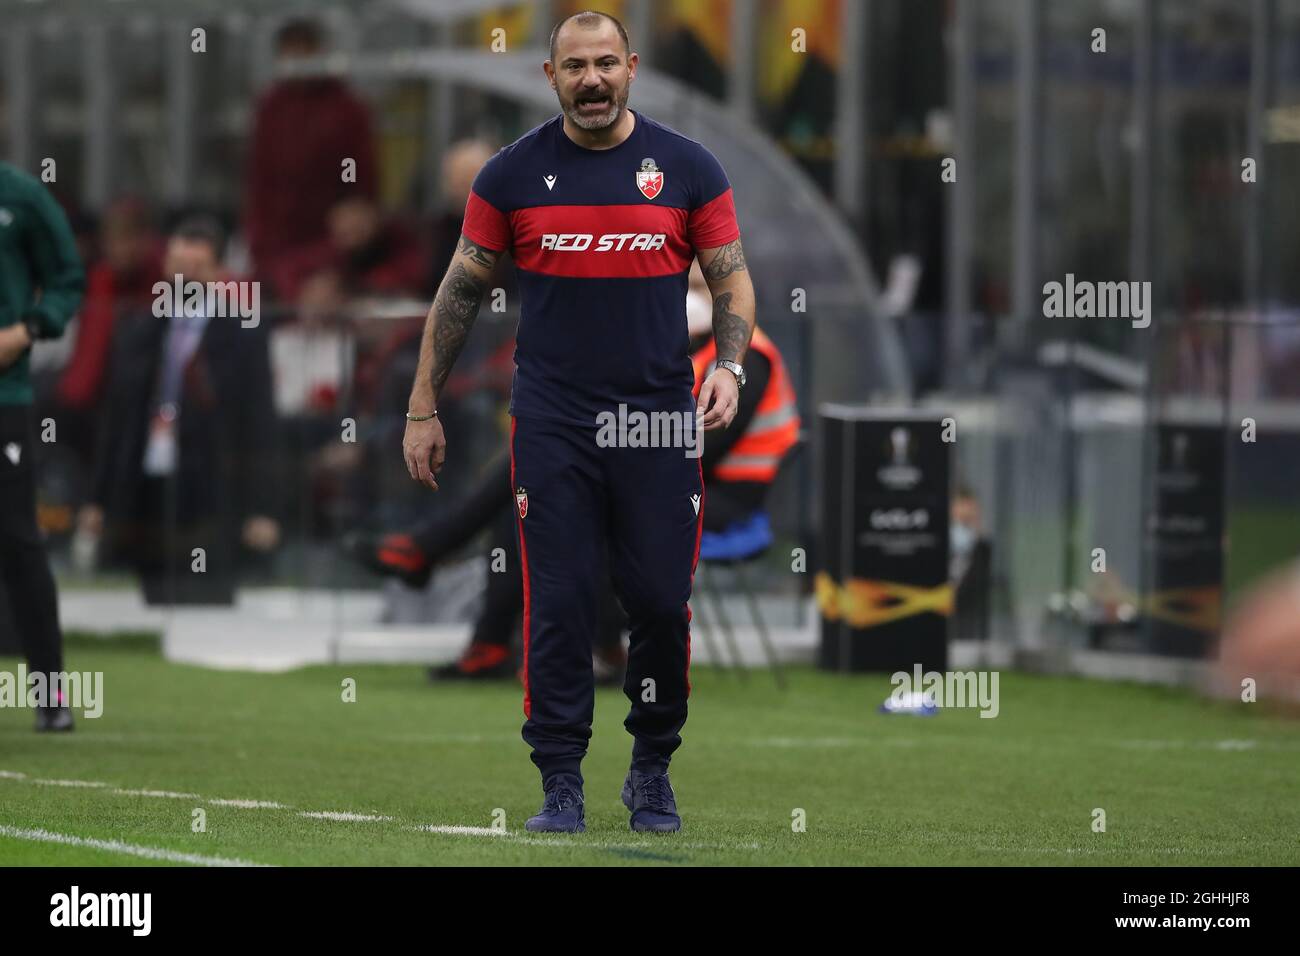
401;234;500;492
403;415;446;491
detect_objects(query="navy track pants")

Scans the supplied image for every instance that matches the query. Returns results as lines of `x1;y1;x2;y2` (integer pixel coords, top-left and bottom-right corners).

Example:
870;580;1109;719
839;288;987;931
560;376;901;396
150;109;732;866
509;415;704;786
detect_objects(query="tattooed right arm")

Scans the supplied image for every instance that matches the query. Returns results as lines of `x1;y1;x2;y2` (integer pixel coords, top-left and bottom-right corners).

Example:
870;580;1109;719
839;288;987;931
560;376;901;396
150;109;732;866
403;235;501;491
409;235;501;413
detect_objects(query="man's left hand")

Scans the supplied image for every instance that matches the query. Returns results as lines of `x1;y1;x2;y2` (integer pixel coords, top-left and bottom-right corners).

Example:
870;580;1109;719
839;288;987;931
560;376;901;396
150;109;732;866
0;324;33;370
697;367;740;430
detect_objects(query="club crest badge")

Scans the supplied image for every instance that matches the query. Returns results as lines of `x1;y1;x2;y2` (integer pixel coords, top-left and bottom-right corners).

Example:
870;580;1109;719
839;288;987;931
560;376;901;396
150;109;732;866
636;157;664;200
515;487;528;518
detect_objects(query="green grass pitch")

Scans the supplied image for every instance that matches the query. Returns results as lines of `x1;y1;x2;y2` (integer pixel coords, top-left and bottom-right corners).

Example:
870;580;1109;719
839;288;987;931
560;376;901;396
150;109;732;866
2;637;1298;866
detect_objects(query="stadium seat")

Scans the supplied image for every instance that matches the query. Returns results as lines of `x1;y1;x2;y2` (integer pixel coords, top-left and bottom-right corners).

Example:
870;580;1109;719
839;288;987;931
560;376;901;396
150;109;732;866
693;510;787;689
699;511;774;562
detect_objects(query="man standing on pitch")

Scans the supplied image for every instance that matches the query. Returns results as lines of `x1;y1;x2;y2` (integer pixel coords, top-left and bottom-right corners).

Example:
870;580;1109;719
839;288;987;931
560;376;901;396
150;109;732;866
0;162;85;731
403;10;754;833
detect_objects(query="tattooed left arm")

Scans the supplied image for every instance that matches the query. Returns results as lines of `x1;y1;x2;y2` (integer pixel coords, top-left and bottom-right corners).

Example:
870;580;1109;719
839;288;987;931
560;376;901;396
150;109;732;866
695;238;756;429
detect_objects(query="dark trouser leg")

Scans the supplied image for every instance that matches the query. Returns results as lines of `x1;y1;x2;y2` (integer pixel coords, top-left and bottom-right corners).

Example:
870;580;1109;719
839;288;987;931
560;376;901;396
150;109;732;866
469;508;524;648
512;417;605;786
411;451;513;562
0;406;64;679
608;444;704;774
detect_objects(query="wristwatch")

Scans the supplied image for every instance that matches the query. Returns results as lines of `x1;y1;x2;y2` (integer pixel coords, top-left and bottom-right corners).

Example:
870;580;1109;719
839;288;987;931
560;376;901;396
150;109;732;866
715;359;746;389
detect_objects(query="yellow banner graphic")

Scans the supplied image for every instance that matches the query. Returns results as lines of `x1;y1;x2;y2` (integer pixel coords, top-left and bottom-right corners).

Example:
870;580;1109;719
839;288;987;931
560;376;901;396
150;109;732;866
1143;586;1221;633
816;572;953;629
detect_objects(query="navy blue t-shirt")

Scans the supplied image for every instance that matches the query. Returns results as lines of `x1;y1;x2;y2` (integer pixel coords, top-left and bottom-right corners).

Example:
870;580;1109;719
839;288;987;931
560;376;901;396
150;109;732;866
461;110;740;427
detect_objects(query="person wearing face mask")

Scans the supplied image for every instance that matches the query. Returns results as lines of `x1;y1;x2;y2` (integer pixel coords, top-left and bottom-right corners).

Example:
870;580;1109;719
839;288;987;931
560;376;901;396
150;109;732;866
950;487;992;642
242;19;377;283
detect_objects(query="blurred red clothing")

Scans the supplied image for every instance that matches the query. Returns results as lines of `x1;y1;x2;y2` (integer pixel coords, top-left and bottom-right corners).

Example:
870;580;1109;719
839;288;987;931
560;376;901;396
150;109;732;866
243;78;377;280
58;251;162;410
274;219;428;302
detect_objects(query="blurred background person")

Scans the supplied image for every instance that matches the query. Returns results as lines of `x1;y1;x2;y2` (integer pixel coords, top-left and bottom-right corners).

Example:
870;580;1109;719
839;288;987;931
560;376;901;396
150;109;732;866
310;140;515;537
78;217;279;605
949;486;992;643
243;17;377;286
0;160;85;731
44;197;162;472
273;196;428;303
427;139;499;295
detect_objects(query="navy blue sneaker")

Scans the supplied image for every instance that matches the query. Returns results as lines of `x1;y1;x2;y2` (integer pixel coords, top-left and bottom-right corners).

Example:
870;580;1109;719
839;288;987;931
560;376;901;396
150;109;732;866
621;768;681;833
525;776;586;833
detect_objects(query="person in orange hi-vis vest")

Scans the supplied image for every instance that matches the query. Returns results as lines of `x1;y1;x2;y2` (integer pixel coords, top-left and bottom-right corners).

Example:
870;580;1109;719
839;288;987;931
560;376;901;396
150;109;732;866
686;260;800;531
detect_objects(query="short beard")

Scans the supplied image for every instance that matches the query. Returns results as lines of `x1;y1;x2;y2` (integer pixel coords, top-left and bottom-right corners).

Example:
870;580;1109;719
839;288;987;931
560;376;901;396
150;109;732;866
561;86;627;131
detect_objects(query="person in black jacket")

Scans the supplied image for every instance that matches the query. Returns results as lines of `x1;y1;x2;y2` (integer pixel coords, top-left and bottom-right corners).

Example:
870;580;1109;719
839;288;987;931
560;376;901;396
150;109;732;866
77;217;280;604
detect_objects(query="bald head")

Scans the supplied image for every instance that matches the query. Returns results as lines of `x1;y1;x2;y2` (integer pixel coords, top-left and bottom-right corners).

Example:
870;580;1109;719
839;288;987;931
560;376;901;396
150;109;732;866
549;10;630;65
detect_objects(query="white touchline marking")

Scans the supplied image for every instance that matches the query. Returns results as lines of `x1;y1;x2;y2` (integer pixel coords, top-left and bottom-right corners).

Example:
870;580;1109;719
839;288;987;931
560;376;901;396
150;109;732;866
2;770;284;811
0;825;273;867
32;778;108;788
2;768;396;821
207;798;289;809
300;811;393;822
1115;738;1296;751
0;731;219;743
3;768;765;853
113;788;202;800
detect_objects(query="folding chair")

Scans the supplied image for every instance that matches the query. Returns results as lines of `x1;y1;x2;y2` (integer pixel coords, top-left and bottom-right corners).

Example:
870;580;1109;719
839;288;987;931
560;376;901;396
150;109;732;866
693;510;787;689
